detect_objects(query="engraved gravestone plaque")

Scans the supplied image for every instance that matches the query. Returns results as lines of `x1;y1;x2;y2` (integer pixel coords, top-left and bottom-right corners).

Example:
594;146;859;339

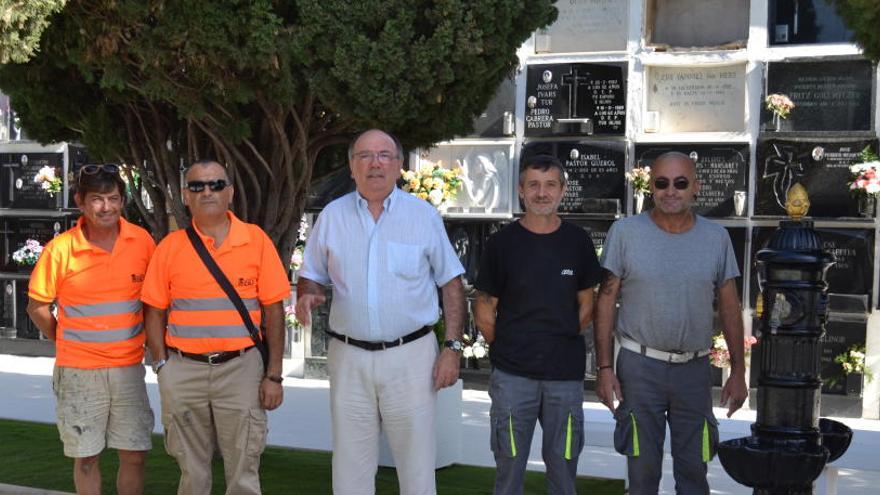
646;64;747;133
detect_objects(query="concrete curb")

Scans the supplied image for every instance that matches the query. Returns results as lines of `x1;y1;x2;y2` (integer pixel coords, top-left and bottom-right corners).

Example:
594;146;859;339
0;484;73;495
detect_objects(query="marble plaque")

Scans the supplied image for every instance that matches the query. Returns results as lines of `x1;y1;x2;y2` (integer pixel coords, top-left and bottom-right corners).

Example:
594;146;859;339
571;219;613;255
646;64;746;133
521;140;625;215
649;0;749;48
1;217;66;271
416;143;512;215
535;0;627;53
750;227;875;309
755;138;878;217
634;143;749;217
524;63;627;137
0;152;65;209
445;220;506;287
820;320;867;395
765;60;874;132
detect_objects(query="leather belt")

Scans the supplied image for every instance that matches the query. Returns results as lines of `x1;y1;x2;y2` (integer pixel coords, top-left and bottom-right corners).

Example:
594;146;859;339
326;326;433;351
617;335;709;364
168;346;255;365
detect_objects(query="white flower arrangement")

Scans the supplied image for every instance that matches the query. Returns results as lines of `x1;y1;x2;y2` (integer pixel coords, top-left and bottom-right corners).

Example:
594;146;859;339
33;166;62;195
461;333;488;359
624;166;651;194
401;162;463;208
12;239;44;266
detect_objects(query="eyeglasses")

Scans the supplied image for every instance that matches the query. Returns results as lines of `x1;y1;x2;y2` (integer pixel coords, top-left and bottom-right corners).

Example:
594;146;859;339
653;177;690;190
352;151;399;164
185;179;230;193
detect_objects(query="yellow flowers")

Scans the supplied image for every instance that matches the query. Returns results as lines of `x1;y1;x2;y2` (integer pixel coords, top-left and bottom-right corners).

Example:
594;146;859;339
400;162;464;208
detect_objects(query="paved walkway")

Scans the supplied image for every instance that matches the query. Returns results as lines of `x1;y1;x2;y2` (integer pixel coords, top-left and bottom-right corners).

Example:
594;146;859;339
2;355;879;494
0;484;72;495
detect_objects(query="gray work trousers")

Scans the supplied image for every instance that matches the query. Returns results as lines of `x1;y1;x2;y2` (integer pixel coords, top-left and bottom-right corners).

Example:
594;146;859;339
613;348;719;495
488;367;585;495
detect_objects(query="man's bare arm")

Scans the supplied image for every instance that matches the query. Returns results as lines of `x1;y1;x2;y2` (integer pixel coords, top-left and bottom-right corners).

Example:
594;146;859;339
261;301;285;377
440;276;465;341
295;277;326;326
577;288;595;333
473;290;499;344
717;279;748;417
434;276;465;390
27;299;57;341
594;269;623;412
144;304;168;361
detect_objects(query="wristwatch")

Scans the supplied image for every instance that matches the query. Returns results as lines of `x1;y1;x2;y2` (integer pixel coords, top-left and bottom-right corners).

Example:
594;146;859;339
264;374;284;384
152;358;167;374
444;340;463;352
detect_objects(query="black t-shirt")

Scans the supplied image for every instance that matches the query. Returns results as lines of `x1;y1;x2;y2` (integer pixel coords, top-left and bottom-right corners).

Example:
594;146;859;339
475;220;602;380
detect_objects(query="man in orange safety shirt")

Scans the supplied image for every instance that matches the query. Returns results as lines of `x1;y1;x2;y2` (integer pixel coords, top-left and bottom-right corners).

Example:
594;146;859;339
142;159;289;495
28;164;156;495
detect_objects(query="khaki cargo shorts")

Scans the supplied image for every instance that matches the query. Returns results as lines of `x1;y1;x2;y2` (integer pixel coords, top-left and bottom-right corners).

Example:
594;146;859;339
53;364;154;458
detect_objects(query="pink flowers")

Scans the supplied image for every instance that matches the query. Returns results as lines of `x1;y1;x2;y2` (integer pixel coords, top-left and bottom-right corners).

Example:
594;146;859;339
710;334;758;369
849;161;880;196
765;93;795;119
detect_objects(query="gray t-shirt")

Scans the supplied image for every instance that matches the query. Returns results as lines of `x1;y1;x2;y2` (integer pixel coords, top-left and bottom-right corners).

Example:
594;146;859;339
600;212;740;352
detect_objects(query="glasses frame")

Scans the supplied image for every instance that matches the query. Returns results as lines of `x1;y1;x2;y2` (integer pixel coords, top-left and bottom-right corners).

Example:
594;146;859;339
352;151;400;165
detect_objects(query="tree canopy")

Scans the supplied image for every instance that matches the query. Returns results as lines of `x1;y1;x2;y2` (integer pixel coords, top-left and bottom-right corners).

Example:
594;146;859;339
833;0;880;62
0;0;66;63
0;0;556;261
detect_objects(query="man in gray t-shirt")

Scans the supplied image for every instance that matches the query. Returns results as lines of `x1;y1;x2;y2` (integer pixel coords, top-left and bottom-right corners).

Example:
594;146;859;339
594;152;748;495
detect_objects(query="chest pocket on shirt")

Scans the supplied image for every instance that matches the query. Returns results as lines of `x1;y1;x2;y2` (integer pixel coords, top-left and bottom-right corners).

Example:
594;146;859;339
387;242;424;280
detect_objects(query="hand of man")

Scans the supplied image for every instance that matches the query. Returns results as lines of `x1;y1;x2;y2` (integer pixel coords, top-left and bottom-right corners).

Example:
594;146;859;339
260;379;284;411
432;348;460;390
596;369;623;413
295;293;325;326
720;371;748;418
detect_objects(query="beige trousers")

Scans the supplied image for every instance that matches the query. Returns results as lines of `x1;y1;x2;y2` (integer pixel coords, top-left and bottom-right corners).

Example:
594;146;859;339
158;347;266;495
327;332;438;495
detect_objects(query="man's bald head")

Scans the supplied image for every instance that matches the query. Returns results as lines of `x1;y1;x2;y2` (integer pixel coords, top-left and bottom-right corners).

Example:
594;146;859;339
652;151;696;178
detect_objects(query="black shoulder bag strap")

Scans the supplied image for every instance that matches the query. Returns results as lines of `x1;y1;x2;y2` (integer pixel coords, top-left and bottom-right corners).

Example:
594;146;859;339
185;226;268;371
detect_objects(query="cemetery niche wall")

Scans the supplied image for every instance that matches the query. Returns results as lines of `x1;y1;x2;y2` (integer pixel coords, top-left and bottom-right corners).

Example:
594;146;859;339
644;64;747;133
524;62;627;137
460;77;516;139
646;0;750;49
521;140;625;216
768;0;854;46
763;59;874;133
634;143;750;217
533;0;628;54
755;138;879;217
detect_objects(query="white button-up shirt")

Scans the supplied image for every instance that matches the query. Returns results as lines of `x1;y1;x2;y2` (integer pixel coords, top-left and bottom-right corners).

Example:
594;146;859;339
299;187;464;341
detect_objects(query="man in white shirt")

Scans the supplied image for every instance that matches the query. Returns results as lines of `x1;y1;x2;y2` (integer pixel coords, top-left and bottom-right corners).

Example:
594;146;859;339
296;129;465;495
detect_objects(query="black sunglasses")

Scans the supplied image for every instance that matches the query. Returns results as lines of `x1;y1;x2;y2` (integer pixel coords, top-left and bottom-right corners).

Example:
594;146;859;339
653;177;690;190
186;179;230;193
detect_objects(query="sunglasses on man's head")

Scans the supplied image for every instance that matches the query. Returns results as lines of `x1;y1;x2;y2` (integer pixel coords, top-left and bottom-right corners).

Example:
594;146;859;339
186;179;230;193
78;164;120;180
653;177;690;190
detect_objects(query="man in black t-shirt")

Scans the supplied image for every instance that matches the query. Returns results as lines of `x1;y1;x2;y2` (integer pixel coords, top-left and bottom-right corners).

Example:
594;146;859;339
474;155;602;495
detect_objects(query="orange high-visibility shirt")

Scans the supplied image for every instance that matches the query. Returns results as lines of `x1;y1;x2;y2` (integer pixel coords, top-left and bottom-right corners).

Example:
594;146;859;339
29;217;156;369
141;212;290;354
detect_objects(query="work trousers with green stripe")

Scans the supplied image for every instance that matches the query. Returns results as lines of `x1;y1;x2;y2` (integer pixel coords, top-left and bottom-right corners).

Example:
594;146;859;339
613;348;719;495
488;367;584;495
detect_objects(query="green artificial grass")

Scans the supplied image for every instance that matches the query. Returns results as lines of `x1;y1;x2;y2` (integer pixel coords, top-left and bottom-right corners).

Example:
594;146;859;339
0;418;624;494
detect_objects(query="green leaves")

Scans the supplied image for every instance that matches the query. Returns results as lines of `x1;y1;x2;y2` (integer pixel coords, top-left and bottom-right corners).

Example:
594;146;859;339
0;0;67;63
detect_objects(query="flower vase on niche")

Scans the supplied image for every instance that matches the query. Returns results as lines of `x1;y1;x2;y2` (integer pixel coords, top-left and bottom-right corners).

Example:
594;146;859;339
846;372;863;397
633;190;645;215
859;195;876;218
